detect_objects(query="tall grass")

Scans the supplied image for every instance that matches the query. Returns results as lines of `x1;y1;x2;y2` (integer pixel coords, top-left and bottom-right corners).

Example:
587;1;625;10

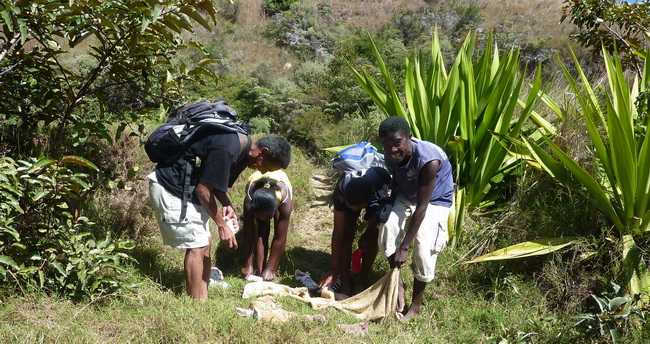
471;47;650;298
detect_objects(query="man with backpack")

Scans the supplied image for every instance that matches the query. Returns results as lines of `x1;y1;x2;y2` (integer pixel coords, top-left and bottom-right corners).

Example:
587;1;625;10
146;100;291;300
319;142;391;295
377;116;453;321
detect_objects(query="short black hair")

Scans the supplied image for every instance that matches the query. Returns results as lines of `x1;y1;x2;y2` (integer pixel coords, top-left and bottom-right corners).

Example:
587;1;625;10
249;177;280;214
257;135;291;169
378;116;411;138
250;189;279;214
343;177;374;206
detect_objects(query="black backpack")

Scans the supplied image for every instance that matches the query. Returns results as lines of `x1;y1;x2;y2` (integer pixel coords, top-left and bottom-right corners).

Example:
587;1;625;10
145;100;250;221
145;100;249;164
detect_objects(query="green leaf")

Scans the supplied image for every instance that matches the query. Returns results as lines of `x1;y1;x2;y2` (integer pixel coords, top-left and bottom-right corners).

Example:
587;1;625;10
29;158;55;173
464;238;577;264
322;144;353;153
181;7;212;31
622;235;650;299
60;156;99;172
1;10;13;32
0;255;18;269
17;19;27;45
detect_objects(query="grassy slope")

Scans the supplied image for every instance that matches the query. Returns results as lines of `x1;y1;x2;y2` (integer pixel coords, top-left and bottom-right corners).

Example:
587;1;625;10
2;1;650;343
0;143;617;343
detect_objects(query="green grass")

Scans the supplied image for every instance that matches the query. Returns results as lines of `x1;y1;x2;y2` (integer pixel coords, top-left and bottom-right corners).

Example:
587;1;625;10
0;236;592;344
2;141;649;343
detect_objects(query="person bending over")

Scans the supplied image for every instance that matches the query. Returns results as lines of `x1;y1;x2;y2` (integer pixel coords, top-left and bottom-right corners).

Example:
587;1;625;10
319;166;391;295
149;129;291;300
377;116;454;320
240;169;293;281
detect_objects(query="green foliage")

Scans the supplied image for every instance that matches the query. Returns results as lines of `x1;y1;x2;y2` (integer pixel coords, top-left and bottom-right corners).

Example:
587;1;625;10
575;282;647;343
481;47;650;298
264;3;335;60
562;0;650;72
0;0;220;156
0;157;133;299
262;0;298;16
249;116;272;134
350;31;543;244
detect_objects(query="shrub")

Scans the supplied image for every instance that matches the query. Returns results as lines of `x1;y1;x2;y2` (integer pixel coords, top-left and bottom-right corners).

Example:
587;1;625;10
249;117;273;134
0;157;134;300
262;0;298;16
0;0;220;156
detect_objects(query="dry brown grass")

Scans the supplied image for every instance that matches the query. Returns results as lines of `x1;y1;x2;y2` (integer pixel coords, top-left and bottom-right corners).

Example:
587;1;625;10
478;0;574;49
320;0;421;30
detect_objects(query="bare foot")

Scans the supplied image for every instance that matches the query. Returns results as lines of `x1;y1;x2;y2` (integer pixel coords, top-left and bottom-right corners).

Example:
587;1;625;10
399;304;421;322
241;265;253;277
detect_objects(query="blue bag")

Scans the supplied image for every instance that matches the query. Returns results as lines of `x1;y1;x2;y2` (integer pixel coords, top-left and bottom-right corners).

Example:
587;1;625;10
331;141;385;173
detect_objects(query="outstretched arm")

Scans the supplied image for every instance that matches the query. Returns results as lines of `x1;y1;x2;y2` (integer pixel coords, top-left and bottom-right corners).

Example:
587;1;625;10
392;160;440;267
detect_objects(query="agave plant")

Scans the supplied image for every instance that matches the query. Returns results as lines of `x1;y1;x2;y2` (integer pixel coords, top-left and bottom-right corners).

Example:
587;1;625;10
349;31;542;245
469;48;650;298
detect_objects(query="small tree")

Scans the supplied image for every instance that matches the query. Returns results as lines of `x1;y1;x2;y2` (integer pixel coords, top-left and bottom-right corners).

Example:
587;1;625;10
562;0;650;73
0;0;220;156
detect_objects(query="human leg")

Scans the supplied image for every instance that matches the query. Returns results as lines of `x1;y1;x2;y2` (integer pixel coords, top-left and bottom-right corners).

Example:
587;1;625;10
255;220;271;274
378;197;411;312
359;223;379;278
185;245;210;300
404;204;449;319
400;279;426;320
241;215;257;277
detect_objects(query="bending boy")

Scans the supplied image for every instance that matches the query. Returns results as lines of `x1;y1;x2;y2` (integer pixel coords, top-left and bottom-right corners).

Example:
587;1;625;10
240;160;293;281
377;117;454;320
320;166;391;295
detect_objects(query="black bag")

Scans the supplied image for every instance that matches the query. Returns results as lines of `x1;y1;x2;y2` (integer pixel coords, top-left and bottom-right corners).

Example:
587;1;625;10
145;100;249;164
145;100;250;221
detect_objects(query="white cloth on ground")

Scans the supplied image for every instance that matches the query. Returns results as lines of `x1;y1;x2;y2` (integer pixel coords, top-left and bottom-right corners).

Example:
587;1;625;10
242;268;401;321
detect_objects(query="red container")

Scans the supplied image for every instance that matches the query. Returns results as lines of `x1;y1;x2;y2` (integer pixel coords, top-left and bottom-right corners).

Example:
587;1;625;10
351;248;363;273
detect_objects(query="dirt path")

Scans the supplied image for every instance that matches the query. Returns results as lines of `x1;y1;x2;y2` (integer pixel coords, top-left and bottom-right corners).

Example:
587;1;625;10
288;169;335;252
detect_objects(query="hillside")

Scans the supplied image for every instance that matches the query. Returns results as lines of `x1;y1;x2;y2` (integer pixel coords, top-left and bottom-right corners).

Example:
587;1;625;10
2;0;650;343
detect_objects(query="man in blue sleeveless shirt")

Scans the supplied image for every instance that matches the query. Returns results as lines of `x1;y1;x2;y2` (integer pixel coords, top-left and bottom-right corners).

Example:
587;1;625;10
378;116;454;320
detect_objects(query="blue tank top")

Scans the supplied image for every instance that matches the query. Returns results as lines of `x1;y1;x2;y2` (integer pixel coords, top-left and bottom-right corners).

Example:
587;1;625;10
389;138;454;207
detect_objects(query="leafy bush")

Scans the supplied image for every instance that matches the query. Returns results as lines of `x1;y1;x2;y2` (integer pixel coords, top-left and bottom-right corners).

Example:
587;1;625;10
262;0;298;16
249;117;272;134
0;157;133;299
562;0;650;72
576;282;647;343
0;0;220;156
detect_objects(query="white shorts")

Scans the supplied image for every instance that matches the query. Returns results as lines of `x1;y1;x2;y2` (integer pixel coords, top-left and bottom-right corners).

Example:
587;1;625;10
378;196;449;282
148;172;211;249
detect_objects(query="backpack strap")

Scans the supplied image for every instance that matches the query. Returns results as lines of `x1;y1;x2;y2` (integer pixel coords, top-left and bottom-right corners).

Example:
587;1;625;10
179;157;194;222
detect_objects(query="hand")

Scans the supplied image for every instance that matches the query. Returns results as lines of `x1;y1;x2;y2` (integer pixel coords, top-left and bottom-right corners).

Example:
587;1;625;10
218;225;238;249
223;205;238;221
262;269;275;281
391;246;409;268
319;272;336;288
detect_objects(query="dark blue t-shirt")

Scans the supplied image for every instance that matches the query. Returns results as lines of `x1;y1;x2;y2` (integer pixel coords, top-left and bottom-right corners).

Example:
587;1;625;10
388;138;454;207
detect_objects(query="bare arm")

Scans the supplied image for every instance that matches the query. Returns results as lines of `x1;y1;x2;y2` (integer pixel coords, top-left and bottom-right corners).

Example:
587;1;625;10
195;182;237;249
392;160;440;266
402;160;439;248
264;199;292;277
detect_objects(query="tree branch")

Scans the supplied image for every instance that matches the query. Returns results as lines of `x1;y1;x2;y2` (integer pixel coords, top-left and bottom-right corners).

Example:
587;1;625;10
0;33;22;66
